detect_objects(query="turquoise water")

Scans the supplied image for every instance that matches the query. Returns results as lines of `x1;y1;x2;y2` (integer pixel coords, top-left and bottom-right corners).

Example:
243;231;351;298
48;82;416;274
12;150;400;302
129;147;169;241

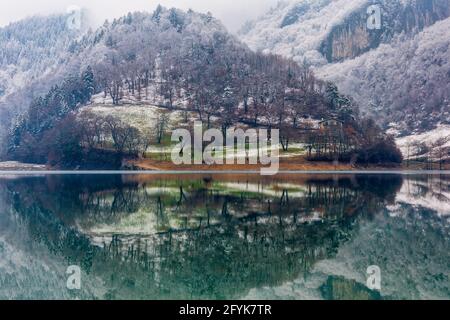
0;173;448;300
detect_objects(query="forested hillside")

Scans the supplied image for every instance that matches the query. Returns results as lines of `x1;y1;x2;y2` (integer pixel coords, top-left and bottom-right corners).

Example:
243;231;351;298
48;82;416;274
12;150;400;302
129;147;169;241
0;14;84;155
0;14;81;98
318;18;450;133
5;7;400;168
240;0;450;134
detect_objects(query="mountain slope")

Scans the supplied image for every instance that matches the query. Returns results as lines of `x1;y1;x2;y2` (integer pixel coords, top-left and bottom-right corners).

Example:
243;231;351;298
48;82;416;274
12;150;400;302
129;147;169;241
0;14;83;101
5;7;400;168
241;0;449;65
240;0;369;66
318;18;450;132
240;0;450;133
0;14;84;154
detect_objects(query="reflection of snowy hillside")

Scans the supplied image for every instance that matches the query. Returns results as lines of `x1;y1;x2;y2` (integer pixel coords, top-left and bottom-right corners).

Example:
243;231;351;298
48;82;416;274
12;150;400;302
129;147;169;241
246;198;450;300
0;189;106;299
393;176;450;217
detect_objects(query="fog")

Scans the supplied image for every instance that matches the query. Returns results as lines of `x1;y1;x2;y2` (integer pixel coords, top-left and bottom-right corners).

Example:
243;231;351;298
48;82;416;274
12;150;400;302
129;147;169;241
0;0;279;32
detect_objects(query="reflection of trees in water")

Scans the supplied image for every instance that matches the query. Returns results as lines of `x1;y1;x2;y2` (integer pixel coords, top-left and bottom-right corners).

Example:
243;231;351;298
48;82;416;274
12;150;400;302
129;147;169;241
5;174;404;299
96;218;349;299
403;175;450;201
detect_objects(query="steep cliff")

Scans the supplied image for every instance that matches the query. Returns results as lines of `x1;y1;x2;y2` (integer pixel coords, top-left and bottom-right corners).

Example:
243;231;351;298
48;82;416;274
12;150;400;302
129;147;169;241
239;0;370;66
240;0;450;132
321;0;450;62
318;17;450;131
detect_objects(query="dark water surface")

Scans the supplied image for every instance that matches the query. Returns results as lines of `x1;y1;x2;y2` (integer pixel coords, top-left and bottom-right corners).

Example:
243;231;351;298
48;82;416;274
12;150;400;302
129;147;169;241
0;173;448;300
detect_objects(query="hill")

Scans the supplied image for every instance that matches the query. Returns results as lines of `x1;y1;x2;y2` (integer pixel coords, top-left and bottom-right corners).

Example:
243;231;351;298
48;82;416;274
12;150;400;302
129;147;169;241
4;7;400;169
240;0;450;134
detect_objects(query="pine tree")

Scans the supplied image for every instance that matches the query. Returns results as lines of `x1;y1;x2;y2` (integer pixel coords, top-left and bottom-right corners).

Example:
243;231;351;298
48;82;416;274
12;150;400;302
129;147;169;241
125;12;133;24
82;66;95;98
325;82;340;111
325;82;353;120
169;9;184;32
152;5;163;23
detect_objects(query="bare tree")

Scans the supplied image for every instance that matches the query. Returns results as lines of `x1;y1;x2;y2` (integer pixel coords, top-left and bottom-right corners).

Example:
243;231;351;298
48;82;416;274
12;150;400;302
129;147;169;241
432;137;449;170
155;109;171;145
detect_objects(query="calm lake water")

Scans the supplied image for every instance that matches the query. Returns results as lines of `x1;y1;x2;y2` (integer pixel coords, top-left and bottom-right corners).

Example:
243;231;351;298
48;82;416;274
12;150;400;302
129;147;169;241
0;173;448;300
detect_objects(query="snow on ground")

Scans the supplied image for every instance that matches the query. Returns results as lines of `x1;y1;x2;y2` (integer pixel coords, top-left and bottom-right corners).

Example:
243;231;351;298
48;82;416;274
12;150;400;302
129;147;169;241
84;94;309;157
219;181;308;198
395;125;450;160
86;104;184;132
0;161;46;171
393;177;450;217
90;81;189;108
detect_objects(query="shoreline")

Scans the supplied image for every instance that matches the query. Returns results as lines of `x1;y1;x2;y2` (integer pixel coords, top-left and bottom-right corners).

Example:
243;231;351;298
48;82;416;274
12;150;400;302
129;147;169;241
1;170;449;176
1;160;449;174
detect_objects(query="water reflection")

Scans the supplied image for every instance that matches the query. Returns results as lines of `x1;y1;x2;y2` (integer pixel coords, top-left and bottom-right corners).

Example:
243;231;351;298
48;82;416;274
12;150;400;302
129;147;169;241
0;174;448;300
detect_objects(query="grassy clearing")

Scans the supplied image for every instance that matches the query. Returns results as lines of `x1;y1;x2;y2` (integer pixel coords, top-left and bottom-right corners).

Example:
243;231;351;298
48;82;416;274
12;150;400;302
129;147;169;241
84;104;189;134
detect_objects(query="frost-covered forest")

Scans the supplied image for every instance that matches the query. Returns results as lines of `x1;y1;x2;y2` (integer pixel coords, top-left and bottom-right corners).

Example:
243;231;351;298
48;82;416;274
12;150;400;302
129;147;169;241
318;18;450;132
7;2;450;167
0;15;80;98
0;6;402;168
0;14;83;155
241;0;450;133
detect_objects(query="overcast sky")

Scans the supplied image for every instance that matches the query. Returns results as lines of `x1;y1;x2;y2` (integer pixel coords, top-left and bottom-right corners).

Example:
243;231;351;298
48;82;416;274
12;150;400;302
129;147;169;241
0;0;279;33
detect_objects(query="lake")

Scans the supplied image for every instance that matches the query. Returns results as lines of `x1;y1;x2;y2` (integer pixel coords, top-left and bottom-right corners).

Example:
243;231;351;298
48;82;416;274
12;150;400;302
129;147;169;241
0;173;448;300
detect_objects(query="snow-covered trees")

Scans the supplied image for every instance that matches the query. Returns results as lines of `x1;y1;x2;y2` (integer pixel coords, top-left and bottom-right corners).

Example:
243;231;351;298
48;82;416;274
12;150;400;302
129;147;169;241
241;0;450;133
4;6;400;167
0;14;80;91
0;13;88;158
8;67;95;161
320;17;450;132
82;66;95;97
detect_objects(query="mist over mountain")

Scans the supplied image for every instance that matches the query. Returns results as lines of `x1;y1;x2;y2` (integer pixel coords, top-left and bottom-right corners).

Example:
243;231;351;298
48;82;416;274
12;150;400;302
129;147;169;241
0;14;84;152
0;15;80;98
240;0;450;133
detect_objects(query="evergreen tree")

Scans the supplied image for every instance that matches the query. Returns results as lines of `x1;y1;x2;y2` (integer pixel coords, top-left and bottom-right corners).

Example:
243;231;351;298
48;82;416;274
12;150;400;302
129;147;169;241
152;5;163;23
325;82;340;111
169;9;184;32
82;66;95;97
